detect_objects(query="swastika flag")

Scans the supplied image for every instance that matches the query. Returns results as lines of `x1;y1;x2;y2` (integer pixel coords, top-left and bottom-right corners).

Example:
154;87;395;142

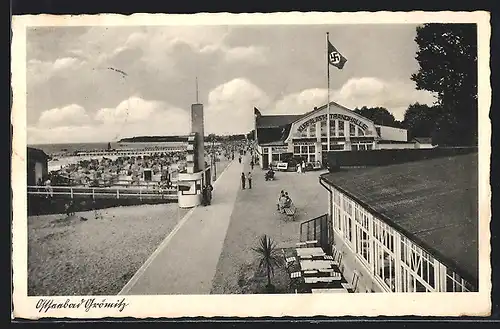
328;41;347;69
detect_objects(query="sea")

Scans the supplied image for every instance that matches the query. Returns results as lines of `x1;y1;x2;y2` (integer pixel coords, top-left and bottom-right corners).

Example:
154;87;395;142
29;142;120;155
29;142;121;172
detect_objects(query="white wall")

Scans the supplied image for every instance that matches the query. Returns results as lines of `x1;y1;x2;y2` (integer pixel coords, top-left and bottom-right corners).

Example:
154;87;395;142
377;143;416;150
416;143;435;149
376;125;408;142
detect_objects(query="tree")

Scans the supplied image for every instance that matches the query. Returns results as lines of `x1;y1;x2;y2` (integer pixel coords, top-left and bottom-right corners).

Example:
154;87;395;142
252;235;283;293
403;102;442;140
353;106;401;127
411;23;478;146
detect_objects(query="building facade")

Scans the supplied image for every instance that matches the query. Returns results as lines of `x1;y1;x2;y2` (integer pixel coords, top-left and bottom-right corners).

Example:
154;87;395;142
254;102;431;169
319;153;478;293
27;147;48;186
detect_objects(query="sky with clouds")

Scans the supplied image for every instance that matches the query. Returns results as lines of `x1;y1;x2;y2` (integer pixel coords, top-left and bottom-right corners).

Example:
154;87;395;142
26;24;437;144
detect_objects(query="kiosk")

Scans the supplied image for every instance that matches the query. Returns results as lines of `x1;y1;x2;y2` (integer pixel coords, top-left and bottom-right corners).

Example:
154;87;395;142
177;171;204;208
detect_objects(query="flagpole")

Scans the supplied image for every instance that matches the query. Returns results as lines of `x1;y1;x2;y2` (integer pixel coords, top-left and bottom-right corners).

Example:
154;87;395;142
326;32;331;152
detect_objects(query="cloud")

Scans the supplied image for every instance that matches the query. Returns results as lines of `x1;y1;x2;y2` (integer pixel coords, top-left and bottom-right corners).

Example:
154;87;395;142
94;96;191;139
272;88;328;115
205;78;270;134
27;57;87;85
265;77;437;121
29;97;191;144
38;104;92;128
224;46;267;64
332;77;437;120
52;57;85;71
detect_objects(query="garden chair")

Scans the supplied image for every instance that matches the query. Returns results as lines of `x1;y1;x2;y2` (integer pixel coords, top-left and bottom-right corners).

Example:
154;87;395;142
342;270;360;293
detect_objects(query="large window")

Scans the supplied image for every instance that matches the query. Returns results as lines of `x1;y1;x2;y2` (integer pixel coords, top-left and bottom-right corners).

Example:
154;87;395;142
338;120;345;137
329;120;336;136
400;236;436;292
320;121;327;136
294;144;316;163
349;123;356;136
309;124;317;139
352;142;373;151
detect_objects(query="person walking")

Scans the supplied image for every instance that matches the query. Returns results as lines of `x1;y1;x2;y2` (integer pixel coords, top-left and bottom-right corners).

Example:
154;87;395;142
238;156;242;164
301;160;306;174
241;172;246;189
207;184;213;204
247;171;253;189
250;160;254;170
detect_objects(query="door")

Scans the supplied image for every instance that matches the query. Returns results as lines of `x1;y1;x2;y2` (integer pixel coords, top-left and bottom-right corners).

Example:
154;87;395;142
34;162;43;184
300;214;330;253
262;154;269;169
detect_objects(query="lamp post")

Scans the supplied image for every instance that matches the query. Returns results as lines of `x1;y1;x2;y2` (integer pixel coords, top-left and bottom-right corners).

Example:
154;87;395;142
212;135;216;181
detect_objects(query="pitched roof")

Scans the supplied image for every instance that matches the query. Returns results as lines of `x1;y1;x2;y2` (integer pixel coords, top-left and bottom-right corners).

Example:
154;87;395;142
413;137;433;144
27;147;49;160
256;115;303;128
320;153;478;286
256;101;375;129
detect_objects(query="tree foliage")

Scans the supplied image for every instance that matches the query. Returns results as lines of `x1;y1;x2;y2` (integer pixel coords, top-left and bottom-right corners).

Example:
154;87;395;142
411;23;478;146
252;235;283;291
403;102;441;140
353;106;402;127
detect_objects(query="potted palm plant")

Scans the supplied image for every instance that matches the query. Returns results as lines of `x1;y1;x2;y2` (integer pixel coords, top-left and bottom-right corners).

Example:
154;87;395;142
252;235;283;293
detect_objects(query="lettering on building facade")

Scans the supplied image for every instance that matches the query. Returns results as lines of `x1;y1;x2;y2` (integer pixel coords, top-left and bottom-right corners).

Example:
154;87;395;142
271;146;289;153
297;113;369;132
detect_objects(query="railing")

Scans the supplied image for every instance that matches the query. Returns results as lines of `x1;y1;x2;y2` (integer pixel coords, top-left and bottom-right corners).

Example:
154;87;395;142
28;185;178;200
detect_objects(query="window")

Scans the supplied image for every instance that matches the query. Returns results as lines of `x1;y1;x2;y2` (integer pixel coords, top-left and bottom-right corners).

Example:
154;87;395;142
298;129;308;138
301;146;308;153
446;269;472;292
329;120;336;136
322;144;328;151
355;220;370;265
262;147;269;154
309;154;316;163
308;145;315;153
293;146;301;154
309;124;317;138
350;123;356;136
338;120;345;137
178;180;198;195
358;129;365;136
272;154;280;162
320;121;327;136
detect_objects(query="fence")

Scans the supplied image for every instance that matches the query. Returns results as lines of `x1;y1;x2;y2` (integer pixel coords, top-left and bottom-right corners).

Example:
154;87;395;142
28;185;178;201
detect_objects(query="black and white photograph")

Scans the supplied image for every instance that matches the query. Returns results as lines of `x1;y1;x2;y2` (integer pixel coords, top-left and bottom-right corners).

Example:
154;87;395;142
12;12;491;318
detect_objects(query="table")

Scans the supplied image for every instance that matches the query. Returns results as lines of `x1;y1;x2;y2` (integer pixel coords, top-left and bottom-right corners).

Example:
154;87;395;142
296;247;326;257
304;277;341;284
311;288;348;294
300;260;334;271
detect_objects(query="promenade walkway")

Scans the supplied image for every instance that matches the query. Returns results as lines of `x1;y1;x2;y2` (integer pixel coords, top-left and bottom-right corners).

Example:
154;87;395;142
119;156;246;295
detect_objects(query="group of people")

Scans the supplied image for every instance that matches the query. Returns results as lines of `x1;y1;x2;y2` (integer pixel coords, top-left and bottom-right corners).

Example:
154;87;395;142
241;172;253;189
296;160;307;174
276;190;293;213
265;168;275;181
